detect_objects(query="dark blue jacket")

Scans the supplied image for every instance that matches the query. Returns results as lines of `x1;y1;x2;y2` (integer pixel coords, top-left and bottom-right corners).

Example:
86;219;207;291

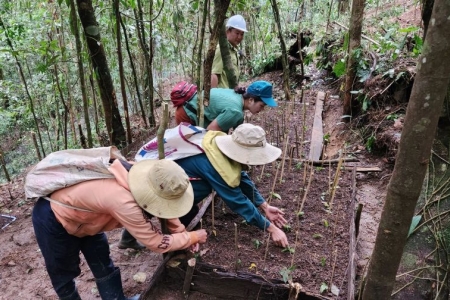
175;153;270;230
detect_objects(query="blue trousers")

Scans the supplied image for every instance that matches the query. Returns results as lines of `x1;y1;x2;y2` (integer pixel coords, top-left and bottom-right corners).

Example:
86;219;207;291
32;198;115;298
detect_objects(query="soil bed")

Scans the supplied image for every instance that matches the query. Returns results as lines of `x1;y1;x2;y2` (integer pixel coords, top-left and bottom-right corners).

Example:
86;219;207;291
149;84;357;299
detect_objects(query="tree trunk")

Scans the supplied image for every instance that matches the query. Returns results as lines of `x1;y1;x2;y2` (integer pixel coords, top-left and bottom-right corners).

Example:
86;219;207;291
362;0;450;298
270;0;291;101
134;0;155;127
114;0;132;144
148;0;156;127
55;13;77;145
342;0;365;120
70;0;93;148
76;0;126;148
201;0;230;127
120;15;147;128
421;0;434;40
53;65;69;150
195;0;208;87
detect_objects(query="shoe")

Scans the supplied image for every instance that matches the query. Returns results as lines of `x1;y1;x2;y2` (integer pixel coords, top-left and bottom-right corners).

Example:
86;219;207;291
118;229;145;250
96;267;140;300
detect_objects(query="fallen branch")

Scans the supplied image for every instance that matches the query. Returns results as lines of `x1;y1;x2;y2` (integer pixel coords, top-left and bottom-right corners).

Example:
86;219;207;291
333;21;381;46
280;157;359;165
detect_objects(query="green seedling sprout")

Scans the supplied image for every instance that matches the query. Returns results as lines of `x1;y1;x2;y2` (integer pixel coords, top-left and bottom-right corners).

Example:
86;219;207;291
282;246;295;254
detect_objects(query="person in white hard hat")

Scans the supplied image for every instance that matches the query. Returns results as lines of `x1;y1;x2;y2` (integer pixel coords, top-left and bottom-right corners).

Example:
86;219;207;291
211;14;247;88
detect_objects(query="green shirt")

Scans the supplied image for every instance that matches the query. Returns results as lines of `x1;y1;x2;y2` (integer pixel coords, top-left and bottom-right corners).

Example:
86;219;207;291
184;88;244;132
211;44;240;88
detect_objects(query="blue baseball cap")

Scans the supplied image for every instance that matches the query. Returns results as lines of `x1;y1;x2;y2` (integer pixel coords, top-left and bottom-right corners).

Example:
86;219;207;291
247;81;277;107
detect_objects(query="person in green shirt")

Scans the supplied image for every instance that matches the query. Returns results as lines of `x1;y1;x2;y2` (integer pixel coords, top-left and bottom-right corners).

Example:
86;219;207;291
174;81;277;132
211;15;247;88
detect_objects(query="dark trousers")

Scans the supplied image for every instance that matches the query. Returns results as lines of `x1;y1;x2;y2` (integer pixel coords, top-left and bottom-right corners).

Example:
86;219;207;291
32;198;115;298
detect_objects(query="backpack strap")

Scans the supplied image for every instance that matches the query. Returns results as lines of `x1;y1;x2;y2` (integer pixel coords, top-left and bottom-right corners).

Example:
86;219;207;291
43;196;94;213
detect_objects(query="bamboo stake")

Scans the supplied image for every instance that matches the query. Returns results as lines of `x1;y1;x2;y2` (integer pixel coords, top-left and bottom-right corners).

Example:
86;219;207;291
279;135;290;183
182;258;197;297
234;223;239;272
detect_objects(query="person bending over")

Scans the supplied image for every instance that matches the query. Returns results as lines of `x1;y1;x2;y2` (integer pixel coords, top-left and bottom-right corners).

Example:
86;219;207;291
175;123;289;247
175;81;277;133
31;159;207;300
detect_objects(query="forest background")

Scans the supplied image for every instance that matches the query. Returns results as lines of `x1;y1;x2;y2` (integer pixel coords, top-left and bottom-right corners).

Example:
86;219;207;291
1;0;450;299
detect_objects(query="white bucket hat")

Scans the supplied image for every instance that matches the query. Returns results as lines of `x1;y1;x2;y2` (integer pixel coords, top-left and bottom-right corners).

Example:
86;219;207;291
128;159;194;219
215;124;282;165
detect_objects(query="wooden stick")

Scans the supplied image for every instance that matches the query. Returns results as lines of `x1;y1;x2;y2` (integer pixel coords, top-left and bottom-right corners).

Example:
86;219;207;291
333;21;381;46
280;157;359;165
186;192;214;231
183;258;197;297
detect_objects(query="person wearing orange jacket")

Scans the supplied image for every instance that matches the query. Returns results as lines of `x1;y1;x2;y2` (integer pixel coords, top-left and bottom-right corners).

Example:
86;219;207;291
32;159;207;300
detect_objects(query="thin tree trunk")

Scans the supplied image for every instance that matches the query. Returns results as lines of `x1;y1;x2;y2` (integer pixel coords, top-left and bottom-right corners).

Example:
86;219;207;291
148;0;156;127
0;17;46;158
70;0;93;148
362;1;450;298
55;7;77;145
421;0;434;40
76;0;126;148
270;0;291;101
114;0;132;144
201;0;230;127
0;146;11;182
120;15;147;128
195;0;208;87
53;65;69;149
134;0;155;127
342;0;365;120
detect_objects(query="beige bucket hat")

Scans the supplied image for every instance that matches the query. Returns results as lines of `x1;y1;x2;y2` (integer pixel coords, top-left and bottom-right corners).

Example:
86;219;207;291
128;159;194;219
215;123;282;165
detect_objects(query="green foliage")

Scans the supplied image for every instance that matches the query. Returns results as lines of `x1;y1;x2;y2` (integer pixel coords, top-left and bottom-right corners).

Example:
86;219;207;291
279;265;296;283
365;135;376;152
252;239;263;249
408;215;421;238
250;52;278;76
332;60;346;77
282;246;295;254
386;113;399;121
320;282;329;294
283;224;292;232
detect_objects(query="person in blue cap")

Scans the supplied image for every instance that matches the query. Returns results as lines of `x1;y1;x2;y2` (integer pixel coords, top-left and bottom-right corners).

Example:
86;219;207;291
175;80;277;133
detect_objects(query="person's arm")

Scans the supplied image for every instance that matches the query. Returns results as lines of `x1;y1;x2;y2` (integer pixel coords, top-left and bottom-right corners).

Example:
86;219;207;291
239;172;265;206
206;119;223;131
201;165;270;230
240;172;287;228
211;74;219;88
267;223;289;247
212;108;244;133
110;201;206;253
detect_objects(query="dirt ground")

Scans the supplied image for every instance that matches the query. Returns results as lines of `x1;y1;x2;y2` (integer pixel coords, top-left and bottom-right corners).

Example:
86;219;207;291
0;1;422;299
0;76;391;300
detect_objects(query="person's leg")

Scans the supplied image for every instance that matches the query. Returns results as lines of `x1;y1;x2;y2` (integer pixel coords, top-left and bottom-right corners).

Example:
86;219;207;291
80;232;115;278
81;233;139;300
117;229;145;250
179;204;200;227
32;198;82;299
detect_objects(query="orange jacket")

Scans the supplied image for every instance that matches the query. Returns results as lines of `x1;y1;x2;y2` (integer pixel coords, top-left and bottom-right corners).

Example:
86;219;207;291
50;159;198;253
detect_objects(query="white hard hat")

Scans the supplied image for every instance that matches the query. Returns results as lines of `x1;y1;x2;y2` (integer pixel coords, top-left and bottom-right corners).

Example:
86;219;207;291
226;15;248;32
